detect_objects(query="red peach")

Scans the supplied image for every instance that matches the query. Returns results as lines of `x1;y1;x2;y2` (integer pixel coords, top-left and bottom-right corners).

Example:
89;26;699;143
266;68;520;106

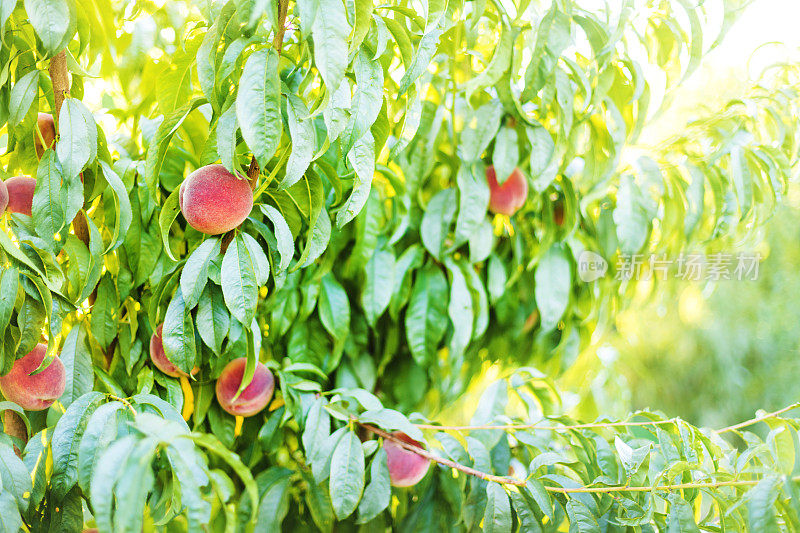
5;176;36;217
384;432;430;487
150;323;199;378
179;164;253;235
0;343;65;411
35;113;56;159
486;165;528;216
215;357;274;417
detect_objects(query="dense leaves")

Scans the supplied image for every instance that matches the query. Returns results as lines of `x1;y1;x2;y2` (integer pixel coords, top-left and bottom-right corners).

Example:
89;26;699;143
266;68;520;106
0;0;797;531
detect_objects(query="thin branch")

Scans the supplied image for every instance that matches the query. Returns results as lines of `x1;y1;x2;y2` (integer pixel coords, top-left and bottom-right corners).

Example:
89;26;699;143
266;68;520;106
358;421;795;495
414;419;680;432
359;422;525;486
716;403;800;434
415;401;800;435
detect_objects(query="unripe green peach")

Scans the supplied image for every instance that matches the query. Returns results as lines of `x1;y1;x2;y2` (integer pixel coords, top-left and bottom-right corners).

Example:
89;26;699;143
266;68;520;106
383;432;430;487
35;113;56;159
149;323;199;378
215;357;274;417
4;176;36;217
0;343;65;411
179;164;253;235
486;165;528;216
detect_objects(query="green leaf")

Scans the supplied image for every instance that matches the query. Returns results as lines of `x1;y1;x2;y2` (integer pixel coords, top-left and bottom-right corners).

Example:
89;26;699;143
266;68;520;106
398;28;442;95
329;431;365;520
0;267;18;338
217;104;239;173
162;287;197;375
405;265;448;364
359;409;424;442
0;488;22;533
196;284;229;355
493;126;519;185
421;189;457;259
158;186;182;262
77;401;124;493
534;245;571;331
747;477;779;531
240;233;270;286
237;48;282;169
58;323;93;409
259;204;294;271
256;475;291;531
344;47;384;151
614;175;649;254
460;100;503;162
455;163;490;246
8;70;39;126
465;27;512;102
221;234;259;324
24;0;72;53
50;391;105;500
90;436;137;533
483;483;512;533
319;274;350;342
444;258;474;358
566;499;600;533
349;0;373;54
32;150;67;244
0;442;31;512
145;99;205;193
284;93;316;189
302;470;335;533
90;273;119;349
337;131;375;227
181;238;221;309
667;493;700;533
299;209;331;269
57;98;97;180
362;247;394;326
311;0;349;91
99;160;132;252
356;447;390;523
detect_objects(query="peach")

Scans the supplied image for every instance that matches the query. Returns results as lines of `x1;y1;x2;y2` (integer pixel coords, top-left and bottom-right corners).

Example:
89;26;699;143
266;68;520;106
215;357;274;417
150;323;199;378
383;432;430;487
179;164;253;235
4;176;36;217
35;113;56;159
486;165;528;216
0;179;7;215
0;343;65;411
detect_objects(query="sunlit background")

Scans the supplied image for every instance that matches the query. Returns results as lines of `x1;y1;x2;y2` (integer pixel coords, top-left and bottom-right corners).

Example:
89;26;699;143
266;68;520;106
569;0;800;430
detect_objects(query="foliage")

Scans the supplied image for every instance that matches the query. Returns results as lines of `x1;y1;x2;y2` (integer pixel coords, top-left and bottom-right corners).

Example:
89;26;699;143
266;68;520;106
0;0;798;531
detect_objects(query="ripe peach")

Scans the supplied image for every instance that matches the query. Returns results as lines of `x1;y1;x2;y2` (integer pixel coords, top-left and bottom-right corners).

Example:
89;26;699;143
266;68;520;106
179;164;253;235
486;165;528;216
150;323;199;378
383;432;430;487
0;343;65;411
35;113;56;159
4;176;36;216
215;357;274;417
0;179;7;216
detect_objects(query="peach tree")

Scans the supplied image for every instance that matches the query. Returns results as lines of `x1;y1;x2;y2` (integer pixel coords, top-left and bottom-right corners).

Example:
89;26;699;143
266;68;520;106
0;0;799;531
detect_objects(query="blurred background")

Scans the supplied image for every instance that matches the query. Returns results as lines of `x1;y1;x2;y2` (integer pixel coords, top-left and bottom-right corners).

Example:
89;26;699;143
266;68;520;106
566;0;800;429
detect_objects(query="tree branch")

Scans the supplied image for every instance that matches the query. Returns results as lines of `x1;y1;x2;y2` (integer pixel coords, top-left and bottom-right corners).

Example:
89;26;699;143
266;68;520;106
359;406;800;495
